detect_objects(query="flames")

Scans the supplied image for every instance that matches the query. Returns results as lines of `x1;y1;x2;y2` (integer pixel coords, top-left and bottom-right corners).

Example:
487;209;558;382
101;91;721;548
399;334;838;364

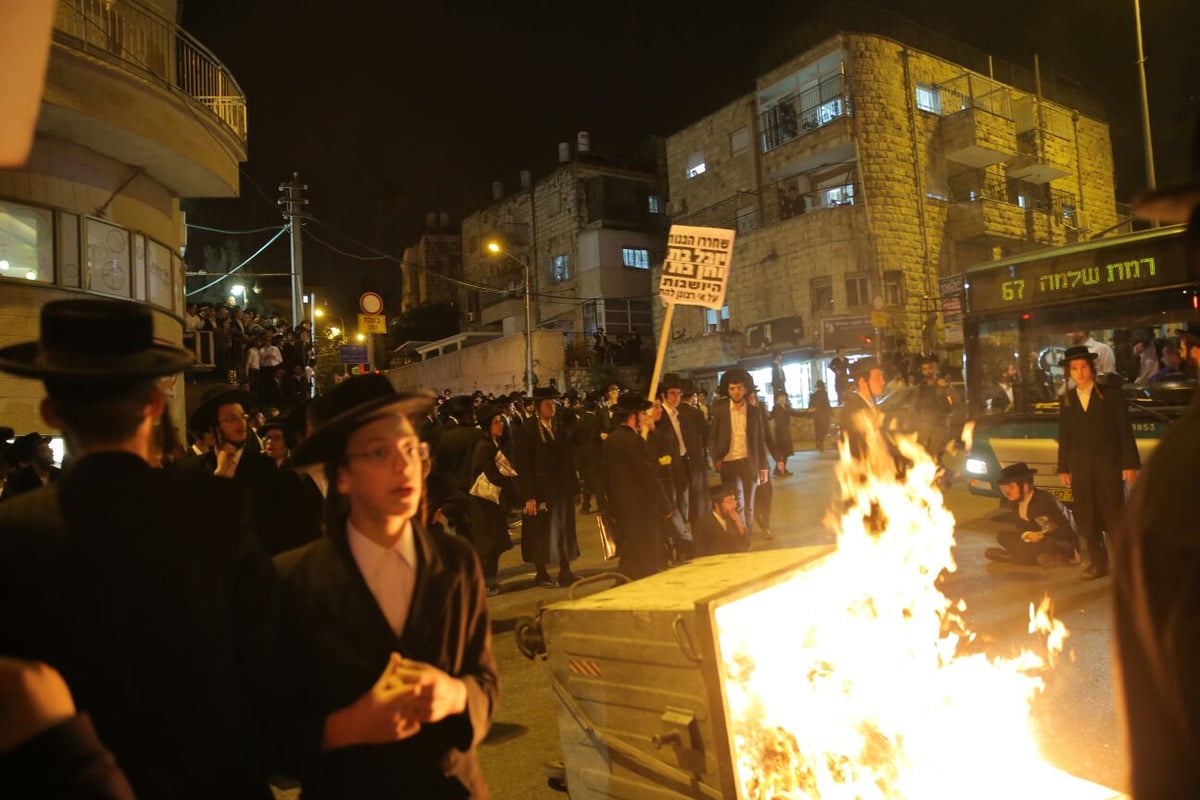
713;414;1081;799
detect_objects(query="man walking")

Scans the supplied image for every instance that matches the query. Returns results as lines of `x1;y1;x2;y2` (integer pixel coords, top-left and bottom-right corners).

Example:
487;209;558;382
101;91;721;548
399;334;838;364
708;369;768;545
602;392;673;578
514;387;580;587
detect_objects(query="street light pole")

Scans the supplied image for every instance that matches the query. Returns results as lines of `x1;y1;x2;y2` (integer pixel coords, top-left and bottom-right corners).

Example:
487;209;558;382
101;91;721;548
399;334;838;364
1134;0;1156;191
488;242;535;394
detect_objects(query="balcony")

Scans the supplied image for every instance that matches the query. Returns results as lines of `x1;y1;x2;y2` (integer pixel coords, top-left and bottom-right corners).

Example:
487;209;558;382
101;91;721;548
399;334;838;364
941;107;1015;168
946;172;1026;244
41;0;247;197
1009;98;1072;184
760;73;853;153
679;180;862;235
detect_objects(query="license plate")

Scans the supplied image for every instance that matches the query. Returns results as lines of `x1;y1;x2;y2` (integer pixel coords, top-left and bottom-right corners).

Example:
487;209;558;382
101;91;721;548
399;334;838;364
1048;487;1074;503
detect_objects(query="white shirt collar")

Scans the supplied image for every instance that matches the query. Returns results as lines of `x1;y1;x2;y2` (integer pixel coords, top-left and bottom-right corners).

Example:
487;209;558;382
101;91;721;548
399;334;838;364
347;518;417;570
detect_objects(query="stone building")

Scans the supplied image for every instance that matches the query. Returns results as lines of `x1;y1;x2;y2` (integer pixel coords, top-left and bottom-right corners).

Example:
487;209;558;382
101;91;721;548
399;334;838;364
659;15;1118;407
400;211;462;312
0;0;246;431
459;135;668;376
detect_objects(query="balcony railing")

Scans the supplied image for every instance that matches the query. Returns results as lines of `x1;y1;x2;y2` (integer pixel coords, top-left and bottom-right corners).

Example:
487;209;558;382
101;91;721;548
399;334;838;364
681;180;860;234
53;0;247;143
760;72;852;152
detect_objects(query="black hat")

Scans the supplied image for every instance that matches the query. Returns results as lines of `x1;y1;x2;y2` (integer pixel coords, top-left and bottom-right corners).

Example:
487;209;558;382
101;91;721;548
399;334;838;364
191;385;255;431
11;432;50;462
680;379;697;397
658;373;682;395
709;483;738;502
850;356;879;379
476;403;505;431
998;462;1038;485
584;389;603;403
564;388;580;401
531;386;560;401
721;368;753;389
291;375;435;468
0;299;193;380
611;391;653;415
444;395;475;417
1134;120;1200;223
1058;345;1098;367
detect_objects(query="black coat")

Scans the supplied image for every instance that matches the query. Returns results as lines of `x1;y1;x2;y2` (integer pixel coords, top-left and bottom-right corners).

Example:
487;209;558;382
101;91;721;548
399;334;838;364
707;398;768;470
0;452;277;800
0;712;137;799
272;521;497;799
678;402;708;463
602;425;672;578
2;465;61;500
436;423;487;495
513;415;579;565
1056;386;1140;489
467;437;514;563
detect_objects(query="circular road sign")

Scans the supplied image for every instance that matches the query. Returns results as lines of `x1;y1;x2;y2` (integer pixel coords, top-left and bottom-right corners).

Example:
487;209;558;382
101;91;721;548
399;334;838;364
359;292;384;315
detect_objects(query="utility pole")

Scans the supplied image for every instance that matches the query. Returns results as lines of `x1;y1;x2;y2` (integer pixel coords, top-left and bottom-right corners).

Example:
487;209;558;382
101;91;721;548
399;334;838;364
277;173;310;327
1133;0;1156;191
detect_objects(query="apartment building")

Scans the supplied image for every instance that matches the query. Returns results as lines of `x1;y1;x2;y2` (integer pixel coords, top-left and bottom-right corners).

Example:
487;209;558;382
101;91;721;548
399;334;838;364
400;211;462;312
460;136;668;367
0;0;247;430
659;13;1117;405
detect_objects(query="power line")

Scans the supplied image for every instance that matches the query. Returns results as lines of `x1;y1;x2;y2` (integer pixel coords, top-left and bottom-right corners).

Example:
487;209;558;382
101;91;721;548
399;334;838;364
185;226;289;297
302;227;392;261
187;223;286;235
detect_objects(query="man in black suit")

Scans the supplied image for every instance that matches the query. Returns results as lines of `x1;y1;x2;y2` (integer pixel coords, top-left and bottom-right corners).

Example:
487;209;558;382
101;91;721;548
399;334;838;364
693;483;747;556
707;368;769;540
0;299;277;800
601;392;674;578
678;381;710;529
1;432;60;500
983;462;1080;567
841;357;885;460
431;396;486;539
273;376;496;798
513;387;580;588
653;375;691;555
1056;345;1140;580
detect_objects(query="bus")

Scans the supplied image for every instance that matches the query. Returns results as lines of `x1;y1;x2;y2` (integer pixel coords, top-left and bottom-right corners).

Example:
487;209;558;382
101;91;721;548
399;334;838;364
961;224;1195;502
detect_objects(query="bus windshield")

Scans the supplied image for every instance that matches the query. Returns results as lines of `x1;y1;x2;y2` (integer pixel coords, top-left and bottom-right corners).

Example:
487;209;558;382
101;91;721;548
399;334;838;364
964;225;1197;419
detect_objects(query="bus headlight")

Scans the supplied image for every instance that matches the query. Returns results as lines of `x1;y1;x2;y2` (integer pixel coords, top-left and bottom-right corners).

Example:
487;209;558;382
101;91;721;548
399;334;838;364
965;458;990;476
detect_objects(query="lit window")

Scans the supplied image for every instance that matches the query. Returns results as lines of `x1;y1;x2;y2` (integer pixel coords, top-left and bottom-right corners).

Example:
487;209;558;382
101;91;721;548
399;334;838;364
0;200;53;285
622;248;650;269
705;305;730;333
821;184;855;208
648;195;663;214
916;83;942;115
550;254;570;283
1017;195;1027;209
686;150;706;179
882;270;903;307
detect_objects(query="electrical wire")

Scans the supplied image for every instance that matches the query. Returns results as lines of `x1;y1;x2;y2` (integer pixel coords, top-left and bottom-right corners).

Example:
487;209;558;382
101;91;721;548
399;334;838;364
302;227;392;261
185;225;289;297
186;223;286;235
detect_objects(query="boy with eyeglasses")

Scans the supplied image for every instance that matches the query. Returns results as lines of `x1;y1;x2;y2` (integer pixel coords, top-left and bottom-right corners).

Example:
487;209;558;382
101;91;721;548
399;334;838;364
272;375;496;798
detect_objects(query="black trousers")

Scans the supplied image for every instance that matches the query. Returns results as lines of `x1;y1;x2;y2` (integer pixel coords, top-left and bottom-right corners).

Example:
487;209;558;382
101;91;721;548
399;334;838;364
1072;476;1125;566
719;458;758;539
684;454;709;527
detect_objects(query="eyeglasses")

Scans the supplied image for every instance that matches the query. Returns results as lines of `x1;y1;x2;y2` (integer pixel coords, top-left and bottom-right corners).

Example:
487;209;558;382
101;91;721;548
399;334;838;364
218;414;249;424
349;439;430;467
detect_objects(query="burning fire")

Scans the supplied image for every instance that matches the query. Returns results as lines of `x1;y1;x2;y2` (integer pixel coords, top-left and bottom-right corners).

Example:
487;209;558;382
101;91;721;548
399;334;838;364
713;415;1088;799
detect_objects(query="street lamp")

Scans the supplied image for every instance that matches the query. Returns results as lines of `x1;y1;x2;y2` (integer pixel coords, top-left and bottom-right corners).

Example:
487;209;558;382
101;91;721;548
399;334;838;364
486;241;534;394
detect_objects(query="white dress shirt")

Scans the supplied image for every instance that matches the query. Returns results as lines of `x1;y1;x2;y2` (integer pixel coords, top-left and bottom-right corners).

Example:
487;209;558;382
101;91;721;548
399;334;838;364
727;401;749;461
665;405;686;457
347;520;417;638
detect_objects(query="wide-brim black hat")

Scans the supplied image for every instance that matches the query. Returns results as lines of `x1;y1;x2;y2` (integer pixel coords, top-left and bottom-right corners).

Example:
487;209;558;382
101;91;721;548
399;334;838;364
0;299;194;380
998;462;1038;485
191;386;255;431
475;403;505;431
611;391;653;415
719;368;754;390
1058;345;1098;367
658;372;682;394
531;386;560;401
10;431;51;462
291;375;435;468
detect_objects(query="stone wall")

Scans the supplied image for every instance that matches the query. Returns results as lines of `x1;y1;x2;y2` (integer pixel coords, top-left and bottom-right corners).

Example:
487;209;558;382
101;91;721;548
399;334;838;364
386;330;566;396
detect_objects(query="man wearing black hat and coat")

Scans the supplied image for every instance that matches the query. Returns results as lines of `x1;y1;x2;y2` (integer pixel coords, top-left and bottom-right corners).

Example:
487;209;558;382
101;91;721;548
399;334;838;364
1056;344;1139;580
983;463;1079;567
708;369;769;543
694;483;747;556
1;432;60;500
514;387;581;587
430;396;486;540
0;299;278;800
602;392;674;578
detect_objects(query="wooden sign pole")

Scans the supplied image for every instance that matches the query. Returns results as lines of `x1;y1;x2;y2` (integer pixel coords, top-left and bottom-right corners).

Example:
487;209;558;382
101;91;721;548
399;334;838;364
646;300;675;403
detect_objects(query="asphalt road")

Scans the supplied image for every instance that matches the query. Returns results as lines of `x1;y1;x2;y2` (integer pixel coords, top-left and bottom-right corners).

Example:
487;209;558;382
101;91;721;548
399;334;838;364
477;448;1129;799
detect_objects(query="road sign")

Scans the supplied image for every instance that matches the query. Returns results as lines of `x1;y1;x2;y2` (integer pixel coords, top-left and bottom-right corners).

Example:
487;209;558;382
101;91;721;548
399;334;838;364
658;225;736;310
870;311;890;328
339;345;368;364
359;292;384;315
821;315;874;351
358;313;387;334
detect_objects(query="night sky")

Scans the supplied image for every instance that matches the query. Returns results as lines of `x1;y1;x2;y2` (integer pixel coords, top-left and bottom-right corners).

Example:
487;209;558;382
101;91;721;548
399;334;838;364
179;0;1200;314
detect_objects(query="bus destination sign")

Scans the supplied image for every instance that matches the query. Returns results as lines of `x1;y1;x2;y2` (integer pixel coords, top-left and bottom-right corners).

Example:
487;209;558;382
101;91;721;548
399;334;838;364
965;231;1191;314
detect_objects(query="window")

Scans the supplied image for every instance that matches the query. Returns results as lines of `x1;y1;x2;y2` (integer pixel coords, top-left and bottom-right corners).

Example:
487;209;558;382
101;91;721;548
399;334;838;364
87;218;131;298
915;83;942;115
686;150;706;179
550;254;569;283
622;247;650;269
811;277;834;314
821;184;855;208
845;274;870;308
0;199;53;284
730;127;751;156
648;194;663;215
705;305;730;333
882;270;903;308
583;299;598;333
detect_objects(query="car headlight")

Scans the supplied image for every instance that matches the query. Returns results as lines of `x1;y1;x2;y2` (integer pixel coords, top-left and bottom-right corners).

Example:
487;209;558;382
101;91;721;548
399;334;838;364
965;457;990;476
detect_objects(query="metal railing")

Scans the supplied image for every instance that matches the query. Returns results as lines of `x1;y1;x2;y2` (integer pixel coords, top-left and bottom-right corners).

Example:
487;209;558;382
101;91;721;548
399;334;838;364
679;180;861;233
937;73;1014;120
948;170;1014;204
760;72;852;152
53;0;247;143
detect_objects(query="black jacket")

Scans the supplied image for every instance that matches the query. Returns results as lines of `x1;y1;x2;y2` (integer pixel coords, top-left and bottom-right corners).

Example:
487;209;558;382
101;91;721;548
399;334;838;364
707;398;768;470
602;425;672;577
2;465;61;500
272;521;497;799
1056;386;1140;487
0;453;277;800
1002;488;1078;548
